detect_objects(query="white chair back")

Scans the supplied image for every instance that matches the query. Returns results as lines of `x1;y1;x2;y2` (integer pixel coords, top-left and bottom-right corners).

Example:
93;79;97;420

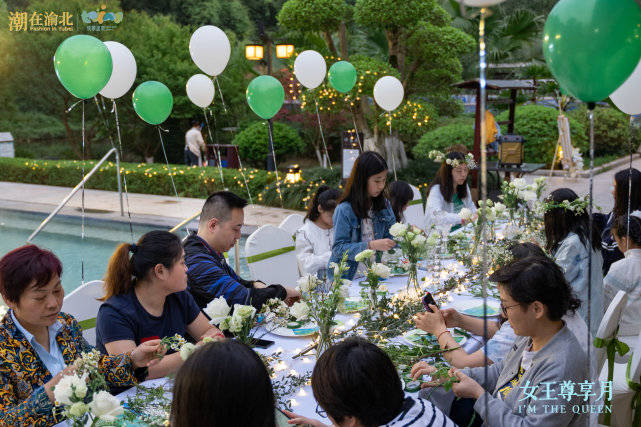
62;280;104;346
595;291;629;374
245;225;299;287
278;214;305;240
403;184;424;228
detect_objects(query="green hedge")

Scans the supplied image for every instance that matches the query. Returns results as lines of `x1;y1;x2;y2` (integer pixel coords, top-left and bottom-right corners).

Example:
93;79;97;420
412;117;474;159
568;105;636;156
233;121;306;167
497;105;588;167
0;157;276;204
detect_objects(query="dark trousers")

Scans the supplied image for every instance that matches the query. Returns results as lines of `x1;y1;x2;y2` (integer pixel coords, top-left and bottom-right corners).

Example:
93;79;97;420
450;398;483;427
184;149;199;166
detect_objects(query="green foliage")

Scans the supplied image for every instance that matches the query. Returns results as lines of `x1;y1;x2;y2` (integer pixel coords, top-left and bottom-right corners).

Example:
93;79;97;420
354;0;436;30
376;99;438;150
568;106;635;157
257;166;341;210
0;157;275;202
497;105;588;167
412;117;474;159
233;121;305;167
396;158;441;190
278;0;350;32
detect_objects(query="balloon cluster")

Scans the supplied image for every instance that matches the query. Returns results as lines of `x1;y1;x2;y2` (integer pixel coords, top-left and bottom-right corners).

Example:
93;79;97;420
542;0;641;111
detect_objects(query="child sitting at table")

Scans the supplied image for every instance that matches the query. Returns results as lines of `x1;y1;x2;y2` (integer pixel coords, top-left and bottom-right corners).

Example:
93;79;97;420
170;339;277;427
284;337;455;426
389;180;413;223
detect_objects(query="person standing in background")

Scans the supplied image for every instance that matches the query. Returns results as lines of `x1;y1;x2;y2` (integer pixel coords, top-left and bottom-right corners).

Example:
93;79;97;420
185;120;207;167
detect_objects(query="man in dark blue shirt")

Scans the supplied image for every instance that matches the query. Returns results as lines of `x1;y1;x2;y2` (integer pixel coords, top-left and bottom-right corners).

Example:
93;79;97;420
184;191;300;310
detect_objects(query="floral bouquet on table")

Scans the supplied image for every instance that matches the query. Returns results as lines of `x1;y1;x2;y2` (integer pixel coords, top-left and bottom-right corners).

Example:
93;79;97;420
298;253;350;355
499;177;546;223
388;222;428;294
53;350;125;427
355;248;391;313
204;297;272;347
262;296;311;330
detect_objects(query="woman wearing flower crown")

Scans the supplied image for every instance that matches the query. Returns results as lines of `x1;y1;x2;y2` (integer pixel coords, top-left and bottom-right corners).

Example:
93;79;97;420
424;150;477;232
544;188;603;335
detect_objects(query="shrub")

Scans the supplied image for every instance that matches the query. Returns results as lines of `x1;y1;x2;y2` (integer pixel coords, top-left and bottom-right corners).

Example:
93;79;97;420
497;105;587;167
0;157;275;204
233;121;305;167
412;117;475;158
568;105;633;156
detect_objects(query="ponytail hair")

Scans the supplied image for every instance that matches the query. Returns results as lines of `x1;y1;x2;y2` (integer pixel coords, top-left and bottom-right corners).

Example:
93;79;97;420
101;230;183;300
305;186;340;222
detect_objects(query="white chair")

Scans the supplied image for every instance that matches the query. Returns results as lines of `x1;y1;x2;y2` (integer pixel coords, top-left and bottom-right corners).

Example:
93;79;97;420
278;214;305;240
62;280;104;346
595;291;629;374
598;330;641;427
245;225;299;287
403;184;424;228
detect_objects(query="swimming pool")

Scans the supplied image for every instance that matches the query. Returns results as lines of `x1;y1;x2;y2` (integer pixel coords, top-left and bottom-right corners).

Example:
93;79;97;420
0;209;250;294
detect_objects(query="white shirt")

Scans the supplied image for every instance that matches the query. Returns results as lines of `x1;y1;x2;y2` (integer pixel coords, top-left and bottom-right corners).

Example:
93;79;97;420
424;184;477;230
295;220;333;277
604;248;641;342
185;127;206;156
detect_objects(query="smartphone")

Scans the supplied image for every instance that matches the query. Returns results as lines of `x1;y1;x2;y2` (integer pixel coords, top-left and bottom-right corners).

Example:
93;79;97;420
422;291;438;313
251;338;275;349
275;408;305;427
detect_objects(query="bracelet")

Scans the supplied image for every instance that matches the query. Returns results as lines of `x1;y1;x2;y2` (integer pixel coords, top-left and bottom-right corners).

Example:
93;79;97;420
436;329;451;343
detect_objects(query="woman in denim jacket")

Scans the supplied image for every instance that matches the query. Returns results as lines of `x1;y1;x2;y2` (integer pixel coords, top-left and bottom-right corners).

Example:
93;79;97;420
329;151;396;280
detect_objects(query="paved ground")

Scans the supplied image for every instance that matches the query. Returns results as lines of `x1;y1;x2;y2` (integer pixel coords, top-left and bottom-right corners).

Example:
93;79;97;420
0;182;303;233
0;154;638;232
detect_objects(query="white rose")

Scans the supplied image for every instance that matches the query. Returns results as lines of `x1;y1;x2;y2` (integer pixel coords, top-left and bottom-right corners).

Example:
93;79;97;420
204;296;231;325
69;401;88;418
218;317;231;331
521;190;537;202
179;342;197;361
54;374;85;405
371;263;391;279
493;202;507;216
511;178;527;190
233;304;256;321
459;208;473;221
389;223;408;238
411;235;427;247
229;313;244;333
89;390;124;421
290;301;310;321
297;274;318;293
354;249;375;262
405;231;416;240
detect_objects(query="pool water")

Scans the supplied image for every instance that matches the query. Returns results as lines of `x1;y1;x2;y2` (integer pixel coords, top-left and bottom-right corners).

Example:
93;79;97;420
0;209;250;294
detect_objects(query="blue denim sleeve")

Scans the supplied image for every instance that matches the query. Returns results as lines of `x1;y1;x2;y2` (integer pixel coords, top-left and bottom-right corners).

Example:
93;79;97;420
331;202;367;262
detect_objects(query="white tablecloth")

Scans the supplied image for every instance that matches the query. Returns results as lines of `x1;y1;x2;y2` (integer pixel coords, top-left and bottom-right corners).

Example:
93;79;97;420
117;266;499;422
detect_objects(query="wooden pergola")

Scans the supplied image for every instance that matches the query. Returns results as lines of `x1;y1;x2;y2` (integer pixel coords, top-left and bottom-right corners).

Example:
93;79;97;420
452;79;537;186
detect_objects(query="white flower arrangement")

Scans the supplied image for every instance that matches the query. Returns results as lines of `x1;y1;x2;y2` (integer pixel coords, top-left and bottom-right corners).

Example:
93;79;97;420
459;207;474;221
289;301;310;321
204;296;232;325
354;249;375;262
389;223;409;238
54;373;88;405
297;273;320;293
88;390;125;422
371;263;391;279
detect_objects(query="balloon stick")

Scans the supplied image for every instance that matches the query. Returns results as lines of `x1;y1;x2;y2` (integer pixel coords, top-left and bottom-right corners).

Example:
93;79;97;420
203;108;226;189
157;126;188;236
267;119;284;207
314;99;332;169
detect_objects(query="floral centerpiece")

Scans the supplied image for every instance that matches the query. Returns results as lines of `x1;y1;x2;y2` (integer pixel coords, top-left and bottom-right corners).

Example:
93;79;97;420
204;296;271;347
388;222;428;294
499;177;546;223
355;248;391;313
298;253;350;355
53;350;125;426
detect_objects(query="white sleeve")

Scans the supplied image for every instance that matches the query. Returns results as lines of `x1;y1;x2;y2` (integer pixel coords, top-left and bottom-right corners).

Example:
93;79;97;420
464;185;477;213
424;185;462;230
295;228;331;275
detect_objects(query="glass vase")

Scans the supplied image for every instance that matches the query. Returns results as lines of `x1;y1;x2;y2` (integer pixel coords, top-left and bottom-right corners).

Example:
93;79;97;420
316;319;333;356
405;262;421;295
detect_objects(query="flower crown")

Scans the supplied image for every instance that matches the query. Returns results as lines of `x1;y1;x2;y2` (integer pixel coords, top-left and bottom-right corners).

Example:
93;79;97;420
428;150;477;169
542;196;590;215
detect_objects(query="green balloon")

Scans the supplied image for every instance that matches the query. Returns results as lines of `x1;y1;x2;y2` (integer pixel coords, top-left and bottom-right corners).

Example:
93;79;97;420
246;75;284;120
542;0;641;103
328;61;357;93
53;35;112;99
132;81;173;125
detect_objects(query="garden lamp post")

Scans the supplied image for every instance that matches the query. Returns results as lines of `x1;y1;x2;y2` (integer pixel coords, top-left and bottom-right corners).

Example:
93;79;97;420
245;41;294;171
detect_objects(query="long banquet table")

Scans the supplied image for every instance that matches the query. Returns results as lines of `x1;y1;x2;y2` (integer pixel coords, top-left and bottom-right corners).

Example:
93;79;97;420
116;263;500;423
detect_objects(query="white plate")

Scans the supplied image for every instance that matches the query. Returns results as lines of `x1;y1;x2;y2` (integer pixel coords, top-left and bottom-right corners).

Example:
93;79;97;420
451;299;501;317
267;321;319;337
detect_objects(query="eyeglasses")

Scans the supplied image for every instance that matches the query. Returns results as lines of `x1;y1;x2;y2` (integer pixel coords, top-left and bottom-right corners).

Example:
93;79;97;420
501;302;520;317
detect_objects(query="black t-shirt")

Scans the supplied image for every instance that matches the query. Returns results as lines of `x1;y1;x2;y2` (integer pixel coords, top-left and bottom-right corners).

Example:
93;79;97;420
95;289;201;354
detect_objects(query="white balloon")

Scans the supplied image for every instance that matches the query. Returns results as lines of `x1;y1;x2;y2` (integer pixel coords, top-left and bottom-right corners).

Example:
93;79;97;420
456;0;506;6
186;74;215;108
373;76;404;112
189;26;231;76
99;41;137;99
294;50;326;89
611;57;641;115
